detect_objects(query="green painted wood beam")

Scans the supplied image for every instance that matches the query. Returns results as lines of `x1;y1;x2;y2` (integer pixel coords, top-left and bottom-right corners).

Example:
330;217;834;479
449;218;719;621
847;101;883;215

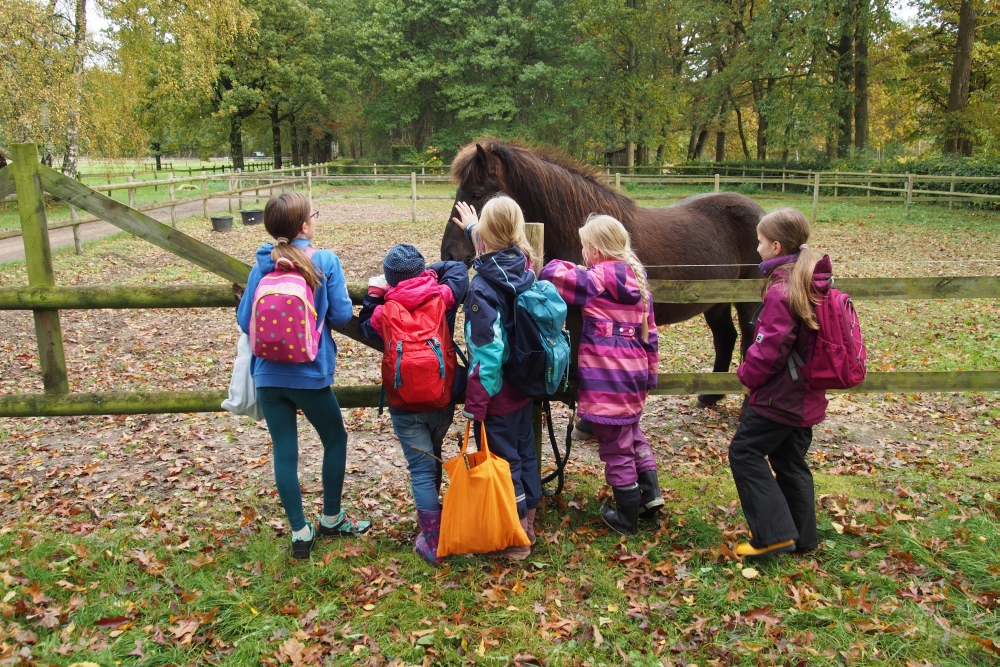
0;385;384;417
0;284;369;310
37;164;251;284
648;276;1000;304
0;285;238;309
650;371;1000;394
2;372;997;417
11;144;69;394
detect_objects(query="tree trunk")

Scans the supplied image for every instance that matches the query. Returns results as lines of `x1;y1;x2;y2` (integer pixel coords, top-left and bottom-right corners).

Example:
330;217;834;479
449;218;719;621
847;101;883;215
656;144;665;163
290;115;299;166
686;125;699;160
230;118;245;171
733;105;750;159
715;131;726;162
61;0;86;178
853;0;869;150
756;113;767;161
835;29;853;158
625;140;635;168
694;128;710;160
270;106;283;169
943;0;976;155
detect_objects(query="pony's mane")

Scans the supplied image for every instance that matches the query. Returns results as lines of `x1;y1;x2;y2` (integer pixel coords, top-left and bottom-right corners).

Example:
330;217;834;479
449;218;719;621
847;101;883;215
451;139;637;226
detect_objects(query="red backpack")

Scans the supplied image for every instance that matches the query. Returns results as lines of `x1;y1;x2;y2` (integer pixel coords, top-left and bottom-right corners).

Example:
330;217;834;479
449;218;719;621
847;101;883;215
380;295;456;411
797;288;867;389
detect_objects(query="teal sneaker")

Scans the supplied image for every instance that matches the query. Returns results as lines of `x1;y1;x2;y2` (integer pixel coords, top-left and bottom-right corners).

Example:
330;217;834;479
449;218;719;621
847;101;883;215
317;510;371;537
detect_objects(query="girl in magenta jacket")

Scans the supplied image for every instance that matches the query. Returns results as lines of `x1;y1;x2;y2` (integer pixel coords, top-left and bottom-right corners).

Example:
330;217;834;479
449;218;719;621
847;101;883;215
730;207;831;559
541;214;661;537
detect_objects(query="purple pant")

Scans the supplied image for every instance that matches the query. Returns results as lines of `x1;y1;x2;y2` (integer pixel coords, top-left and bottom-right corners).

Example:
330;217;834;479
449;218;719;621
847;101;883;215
592;420;658;487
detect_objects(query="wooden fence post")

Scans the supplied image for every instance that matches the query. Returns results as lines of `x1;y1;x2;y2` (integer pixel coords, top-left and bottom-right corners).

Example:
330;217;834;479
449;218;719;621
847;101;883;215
949;172;956;211
168;175;177;227
201;172;208;219
421;165;426;186
127;175;136;209
411;172;417;223
867;171;872;203
714;173;720;193
812;172;820;221
10;143;69;394
70;204;83;255
615;172;621;191
782;170;786;193
525;222;545;488
228;177;234;212
307;171;313;208
905;172;913;217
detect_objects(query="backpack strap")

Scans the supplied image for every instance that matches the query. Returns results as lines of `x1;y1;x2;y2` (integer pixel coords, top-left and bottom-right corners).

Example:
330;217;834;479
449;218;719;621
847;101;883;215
788;349;805;381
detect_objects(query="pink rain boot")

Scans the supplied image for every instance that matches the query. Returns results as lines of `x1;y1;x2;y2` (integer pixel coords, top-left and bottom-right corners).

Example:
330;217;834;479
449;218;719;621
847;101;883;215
414;509;442;565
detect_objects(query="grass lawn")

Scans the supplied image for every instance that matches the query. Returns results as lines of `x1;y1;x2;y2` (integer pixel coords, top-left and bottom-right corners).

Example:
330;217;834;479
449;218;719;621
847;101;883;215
1;187;998;666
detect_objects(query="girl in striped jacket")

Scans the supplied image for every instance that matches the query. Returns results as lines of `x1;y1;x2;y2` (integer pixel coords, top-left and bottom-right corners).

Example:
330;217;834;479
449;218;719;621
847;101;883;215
540;215;662;536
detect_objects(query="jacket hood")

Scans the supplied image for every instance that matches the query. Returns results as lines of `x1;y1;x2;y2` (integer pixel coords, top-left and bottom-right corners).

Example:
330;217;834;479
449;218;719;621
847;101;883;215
593;261;642;306
811;254;833;294
384;270;440;309
472;247;535;295
255;238;312;273
764;253;834;295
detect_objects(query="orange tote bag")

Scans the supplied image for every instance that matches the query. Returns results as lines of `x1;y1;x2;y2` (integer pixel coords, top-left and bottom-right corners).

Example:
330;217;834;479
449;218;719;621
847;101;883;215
437;421;530;558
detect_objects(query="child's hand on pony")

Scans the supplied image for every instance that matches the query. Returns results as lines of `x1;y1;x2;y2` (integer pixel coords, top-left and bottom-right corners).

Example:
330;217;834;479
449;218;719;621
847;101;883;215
451;201;479;230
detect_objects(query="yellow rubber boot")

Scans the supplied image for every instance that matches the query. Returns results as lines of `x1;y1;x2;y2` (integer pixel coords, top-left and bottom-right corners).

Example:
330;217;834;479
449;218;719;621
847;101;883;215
735;540;796;559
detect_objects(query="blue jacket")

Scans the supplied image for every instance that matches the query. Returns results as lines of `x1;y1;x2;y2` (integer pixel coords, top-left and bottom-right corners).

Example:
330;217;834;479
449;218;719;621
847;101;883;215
463;237;534;420
237;239;353;389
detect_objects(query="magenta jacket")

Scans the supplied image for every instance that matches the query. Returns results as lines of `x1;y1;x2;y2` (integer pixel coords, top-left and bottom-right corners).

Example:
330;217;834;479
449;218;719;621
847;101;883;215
737;254;832;427
540;259;658;425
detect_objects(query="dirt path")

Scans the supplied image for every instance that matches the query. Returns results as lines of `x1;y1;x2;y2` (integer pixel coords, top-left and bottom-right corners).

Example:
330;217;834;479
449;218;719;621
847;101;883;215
0;195;254;263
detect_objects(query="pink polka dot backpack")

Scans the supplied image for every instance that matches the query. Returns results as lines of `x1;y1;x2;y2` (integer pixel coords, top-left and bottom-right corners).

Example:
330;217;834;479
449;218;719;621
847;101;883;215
250;248;323;363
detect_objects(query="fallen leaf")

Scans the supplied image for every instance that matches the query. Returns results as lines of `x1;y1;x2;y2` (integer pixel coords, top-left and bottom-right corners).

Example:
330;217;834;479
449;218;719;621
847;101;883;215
741;568;759;579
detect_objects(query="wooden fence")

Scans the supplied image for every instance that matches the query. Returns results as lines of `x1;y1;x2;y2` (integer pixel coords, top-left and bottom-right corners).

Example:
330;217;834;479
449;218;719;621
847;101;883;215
0;142;999;421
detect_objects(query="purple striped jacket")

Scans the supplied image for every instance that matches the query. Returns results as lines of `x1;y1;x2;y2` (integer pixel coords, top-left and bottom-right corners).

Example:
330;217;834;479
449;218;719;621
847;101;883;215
539;260;658;425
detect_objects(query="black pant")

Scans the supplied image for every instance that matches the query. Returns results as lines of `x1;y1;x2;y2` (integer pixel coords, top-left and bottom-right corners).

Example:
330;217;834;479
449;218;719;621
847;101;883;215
728;406;817;549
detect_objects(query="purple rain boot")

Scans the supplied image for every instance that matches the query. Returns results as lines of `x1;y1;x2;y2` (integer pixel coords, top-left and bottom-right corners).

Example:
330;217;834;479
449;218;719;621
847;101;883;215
525;508;537;546
414;509;442;565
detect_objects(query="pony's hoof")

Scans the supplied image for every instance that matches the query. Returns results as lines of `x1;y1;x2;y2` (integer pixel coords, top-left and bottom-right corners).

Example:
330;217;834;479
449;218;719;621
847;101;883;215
696;395;722;409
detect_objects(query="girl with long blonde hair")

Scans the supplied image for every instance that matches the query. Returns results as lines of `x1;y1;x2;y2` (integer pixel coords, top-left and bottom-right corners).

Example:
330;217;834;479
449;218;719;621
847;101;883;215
450;195;541;560
540;214;662;537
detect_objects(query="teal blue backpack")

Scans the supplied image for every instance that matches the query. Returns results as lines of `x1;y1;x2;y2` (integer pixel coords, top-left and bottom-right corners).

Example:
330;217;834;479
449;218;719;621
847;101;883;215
503;279;571;398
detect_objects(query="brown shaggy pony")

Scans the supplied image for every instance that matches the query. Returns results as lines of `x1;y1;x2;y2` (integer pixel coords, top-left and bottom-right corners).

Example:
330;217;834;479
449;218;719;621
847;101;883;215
441;140;765;406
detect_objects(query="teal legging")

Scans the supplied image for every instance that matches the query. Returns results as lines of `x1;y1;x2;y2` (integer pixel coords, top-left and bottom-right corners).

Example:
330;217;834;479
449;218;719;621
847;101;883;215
256;386;347;531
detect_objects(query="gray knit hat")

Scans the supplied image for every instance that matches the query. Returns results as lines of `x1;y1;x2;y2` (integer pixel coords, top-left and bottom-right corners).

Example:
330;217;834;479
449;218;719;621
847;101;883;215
383;244;426;287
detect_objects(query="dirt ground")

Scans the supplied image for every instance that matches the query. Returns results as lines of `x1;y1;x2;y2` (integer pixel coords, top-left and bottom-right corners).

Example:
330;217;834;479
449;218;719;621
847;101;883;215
1;198;998;531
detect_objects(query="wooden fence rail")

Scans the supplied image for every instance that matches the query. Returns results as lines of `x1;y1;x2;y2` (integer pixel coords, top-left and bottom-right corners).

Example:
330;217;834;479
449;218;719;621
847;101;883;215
1;143;998;421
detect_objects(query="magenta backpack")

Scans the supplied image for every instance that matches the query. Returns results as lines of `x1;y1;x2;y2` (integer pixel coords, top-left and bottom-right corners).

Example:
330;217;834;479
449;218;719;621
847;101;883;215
796;288;867;389
250;247;323;363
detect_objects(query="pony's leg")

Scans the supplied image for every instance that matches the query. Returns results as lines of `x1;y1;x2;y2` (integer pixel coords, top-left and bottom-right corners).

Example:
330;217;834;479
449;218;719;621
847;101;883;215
697;303;738;408
734;301;758;360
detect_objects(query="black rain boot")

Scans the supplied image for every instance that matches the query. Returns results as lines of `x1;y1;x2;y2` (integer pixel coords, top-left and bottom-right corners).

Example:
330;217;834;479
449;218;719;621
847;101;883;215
637;470;665;520
601;484;641;537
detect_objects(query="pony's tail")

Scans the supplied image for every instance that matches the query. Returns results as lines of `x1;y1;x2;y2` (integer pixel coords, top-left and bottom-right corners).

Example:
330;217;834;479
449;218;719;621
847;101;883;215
786;247;819;329
272;241;321;290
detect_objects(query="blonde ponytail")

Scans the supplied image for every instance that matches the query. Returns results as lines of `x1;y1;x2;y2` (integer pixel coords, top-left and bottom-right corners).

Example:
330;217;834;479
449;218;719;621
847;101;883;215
579;214;651;339
758;208;818;329
477;195;540;269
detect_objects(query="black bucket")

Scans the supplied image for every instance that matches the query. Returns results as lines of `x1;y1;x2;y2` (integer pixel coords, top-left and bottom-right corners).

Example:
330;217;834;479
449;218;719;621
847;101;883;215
210;215;233;233
240;209;264;225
